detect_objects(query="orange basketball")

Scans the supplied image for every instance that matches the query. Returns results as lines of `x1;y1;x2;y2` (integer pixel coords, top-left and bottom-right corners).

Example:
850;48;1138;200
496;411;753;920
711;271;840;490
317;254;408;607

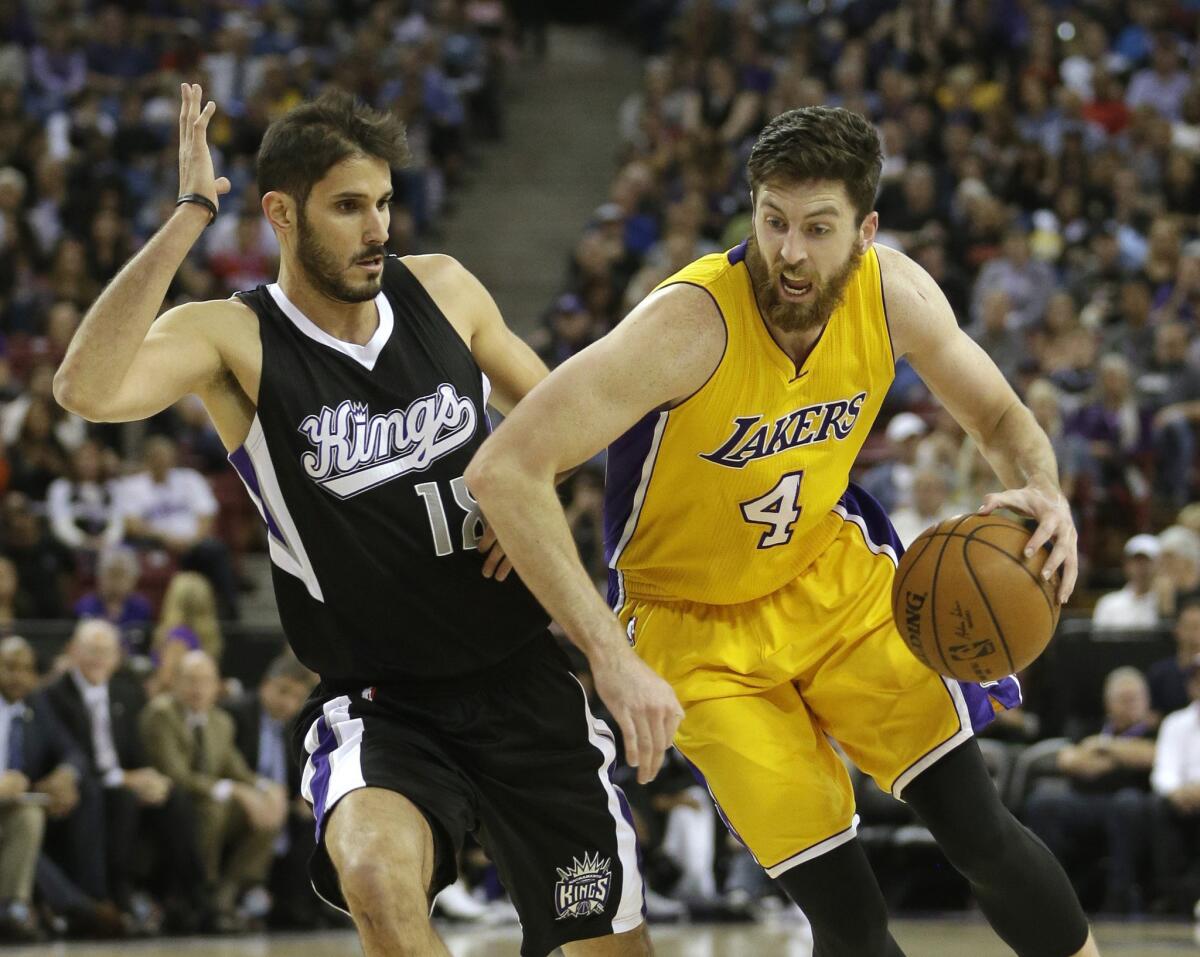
890;513;1061;683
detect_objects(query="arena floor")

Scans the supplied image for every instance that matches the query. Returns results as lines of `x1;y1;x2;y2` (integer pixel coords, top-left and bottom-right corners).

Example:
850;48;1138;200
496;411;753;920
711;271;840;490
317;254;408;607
0;919;1196;957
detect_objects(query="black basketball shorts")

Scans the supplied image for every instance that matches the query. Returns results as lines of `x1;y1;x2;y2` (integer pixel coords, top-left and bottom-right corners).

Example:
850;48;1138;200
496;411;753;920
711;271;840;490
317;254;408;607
292;634;645;957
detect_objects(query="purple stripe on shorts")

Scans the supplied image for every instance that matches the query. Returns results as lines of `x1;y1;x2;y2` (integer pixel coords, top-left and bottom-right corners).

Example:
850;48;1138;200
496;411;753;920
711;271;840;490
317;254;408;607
307;714;338;840
227;445;286;543
679;751;751;852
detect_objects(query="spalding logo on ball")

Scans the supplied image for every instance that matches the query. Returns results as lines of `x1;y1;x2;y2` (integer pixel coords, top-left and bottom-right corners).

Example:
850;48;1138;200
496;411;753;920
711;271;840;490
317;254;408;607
890;513;1061;683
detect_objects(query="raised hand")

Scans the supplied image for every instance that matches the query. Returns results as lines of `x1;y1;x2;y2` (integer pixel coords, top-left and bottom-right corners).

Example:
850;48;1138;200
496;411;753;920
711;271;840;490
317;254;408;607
177;83;231;210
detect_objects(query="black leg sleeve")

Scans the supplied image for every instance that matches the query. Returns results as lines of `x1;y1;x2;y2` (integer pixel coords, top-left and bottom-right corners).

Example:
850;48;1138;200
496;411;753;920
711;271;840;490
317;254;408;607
902;739;1090;957
773;839;907;957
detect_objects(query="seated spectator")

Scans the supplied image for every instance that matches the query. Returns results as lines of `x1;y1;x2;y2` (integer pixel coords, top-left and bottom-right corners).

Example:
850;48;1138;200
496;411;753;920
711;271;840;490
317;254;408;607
0;557;31;636
73;548;153;658
139;651;284;932
890;465;960;548
46;440;123;555
970;228;1056;331
223;653;317;928
1136;322;1200;508
119;437;238;619
533;293;597;368
1093;534;1162;631
969;288;1024;383
1154;525;1200;619
0;492;70;619
6;397;68;500
1024;667;1157;913
1150;656;1200;912
43;620;205;933
1148;599;1200;720
149;572;222;695
564;469;606;585
860;412;927;513
0;637;104;929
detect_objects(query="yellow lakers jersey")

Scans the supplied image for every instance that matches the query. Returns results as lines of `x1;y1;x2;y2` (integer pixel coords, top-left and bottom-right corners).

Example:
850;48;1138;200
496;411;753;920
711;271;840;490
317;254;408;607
605;240;894;606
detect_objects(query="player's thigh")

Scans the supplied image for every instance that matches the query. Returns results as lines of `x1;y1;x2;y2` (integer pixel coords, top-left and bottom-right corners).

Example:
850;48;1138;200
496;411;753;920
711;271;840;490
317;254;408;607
804;607;971;799
675;683;856;875
325;786;438;898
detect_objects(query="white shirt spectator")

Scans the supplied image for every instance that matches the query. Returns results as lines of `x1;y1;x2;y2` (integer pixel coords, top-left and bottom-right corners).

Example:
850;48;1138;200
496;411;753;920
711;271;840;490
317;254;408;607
70;668;122;787
1152;702;1200;795
0;698;24;773
118;468;217;542
1092;587;1160;631
46;476;124;549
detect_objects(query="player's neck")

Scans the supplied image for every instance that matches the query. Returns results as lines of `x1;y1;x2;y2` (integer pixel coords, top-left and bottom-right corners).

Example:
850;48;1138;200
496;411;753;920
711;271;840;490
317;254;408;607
276;262;379;346
762;318;825;373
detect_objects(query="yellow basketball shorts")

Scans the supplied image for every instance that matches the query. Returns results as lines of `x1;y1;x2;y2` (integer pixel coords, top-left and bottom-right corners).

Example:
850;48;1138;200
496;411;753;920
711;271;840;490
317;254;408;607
615;485;1020;877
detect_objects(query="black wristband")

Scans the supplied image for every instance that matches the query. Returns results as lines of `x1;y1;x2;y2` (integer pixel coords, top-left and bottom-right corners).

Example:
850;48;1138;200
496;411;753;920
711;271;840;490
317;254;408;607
176;193;217;224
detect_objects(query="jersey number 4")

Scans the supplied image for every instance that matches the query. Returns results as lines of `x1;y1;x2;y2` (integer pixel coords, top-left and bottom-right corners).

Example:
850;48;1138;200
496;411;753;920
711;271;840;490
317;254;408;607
740;470;804;548
415;477;485;556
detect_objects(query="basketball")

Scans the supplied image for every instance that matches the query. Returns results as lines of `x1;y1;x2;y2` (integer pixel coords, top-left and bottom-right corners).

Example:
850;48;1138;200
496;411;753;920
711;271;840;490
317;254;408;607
891;514;1061;683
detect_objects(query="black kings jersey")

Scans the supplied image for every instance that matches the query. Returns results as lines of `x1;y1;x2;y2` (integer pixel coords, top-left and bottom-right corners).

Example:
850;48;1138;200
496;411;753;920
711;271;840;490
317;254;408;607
231;256;548;684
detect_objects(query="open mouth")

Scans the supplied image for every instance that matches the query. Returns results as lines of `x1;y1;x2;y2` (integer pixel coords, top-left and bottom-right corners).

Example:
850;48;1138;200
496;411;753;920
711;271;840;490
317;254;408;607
357;256;384;273
779;275;813;300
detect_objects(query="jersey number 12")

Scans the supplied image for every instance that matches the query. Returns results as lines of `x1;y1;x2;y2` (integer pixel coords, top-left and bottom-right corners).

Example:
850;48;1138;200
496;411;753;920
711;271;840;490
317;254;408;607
415;477;485;556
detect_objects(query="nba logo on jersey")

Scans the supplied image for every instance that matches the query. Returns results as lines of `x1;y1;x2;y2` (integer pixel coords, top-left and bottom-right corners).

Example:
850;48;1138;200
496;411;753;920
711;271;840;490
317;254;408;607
554;852;611;919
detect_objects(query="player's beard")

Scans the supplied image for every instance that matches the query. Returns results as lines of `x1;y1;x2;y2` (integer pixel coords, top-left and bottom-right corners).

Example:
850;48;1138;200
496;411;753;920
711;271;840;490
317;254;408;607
745;233;863;334
296;209;385;304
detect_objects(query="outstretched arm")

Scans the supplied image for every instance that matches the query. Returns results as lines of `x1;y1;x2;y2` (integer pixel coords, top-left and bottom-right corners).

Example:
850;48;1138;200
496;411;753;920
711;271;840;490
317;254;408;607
880;244;1077;603
53;83;232;422
467;283;724;782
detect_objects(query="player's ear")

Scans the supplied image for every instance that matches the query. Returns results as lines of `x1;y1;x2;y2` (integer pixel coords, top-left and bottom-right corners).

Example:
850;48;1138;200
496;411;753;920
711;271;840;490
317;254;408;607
262;190;295;233
858;211;879;250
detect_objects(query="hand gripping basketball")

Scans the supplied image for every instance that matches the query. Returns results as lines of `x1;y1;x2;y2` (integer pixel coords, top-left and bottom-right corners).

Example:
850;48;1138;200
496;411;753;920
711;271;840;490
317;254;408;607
177;83;231;214
977;481;1078;604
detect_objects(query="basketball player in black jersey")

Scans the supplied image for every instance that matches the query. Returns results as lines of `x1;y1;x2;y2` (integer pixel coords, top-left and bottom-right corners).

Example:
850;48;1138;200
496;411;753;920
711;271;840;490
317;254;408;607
54;84;682;957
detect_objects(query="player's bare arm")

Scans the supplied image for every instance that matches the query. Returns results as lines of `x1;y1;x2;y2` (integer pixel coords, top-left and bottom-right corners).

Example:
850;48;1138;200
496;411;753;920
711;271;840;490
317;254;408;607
466;283;724;783
409;253;553;579
879;243;1078;603
53;84;259;447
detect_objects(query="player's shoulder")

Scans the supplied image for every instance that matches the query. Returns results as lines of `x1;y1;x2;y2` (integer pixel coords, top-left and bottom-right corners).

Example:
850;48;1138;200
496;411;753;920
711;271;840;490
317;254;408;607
398;252;471;288
873;242;956;356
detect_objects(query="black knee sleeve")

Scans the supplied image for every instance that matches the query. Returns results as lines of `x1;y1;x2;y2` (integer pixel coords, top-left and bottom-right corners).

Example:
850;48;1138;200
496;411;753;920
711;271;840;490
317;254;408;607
903;740;1089;957
774;840;906;957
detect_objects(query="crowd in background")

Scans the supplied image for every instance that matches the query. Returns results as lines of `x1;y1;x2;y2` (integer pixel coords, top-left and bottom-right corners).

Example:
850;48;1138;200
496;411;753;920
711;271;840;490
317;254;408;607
0;0;1195;942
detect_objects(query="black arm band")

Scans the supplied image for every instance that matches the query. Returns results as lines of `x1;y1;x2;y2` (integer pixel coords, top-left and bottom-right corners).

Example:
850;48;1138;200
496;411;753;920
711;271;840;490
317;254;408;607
176;193;217;224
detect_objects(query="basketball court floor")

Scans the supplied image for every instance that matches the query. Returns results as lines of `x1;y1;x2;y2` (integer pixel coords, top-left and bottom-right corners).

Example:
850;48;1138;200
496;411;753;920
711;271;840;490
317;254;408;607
1;919;1195;956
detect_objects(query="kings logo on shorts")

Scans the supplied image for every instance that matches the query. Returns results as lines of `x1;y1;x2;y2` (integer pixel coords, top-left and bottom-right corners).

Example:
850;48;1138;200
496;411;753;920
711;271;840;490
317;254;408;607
297;384;477;499
553;852;612;919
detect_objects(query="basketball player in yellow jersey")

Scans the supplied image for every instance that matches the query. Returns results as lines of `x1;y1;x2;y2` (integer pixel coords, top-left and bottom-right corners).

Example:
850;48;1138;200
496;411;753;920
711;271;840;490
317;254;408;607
468;107;1099;957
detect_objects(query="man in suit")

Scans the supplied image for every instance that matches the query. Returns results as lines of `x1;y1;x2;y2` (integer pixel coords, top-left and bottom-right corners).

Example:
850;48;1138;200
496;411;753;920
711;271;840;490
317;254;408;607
222;651;317;928
0;636;98;939
140;649;284;928
43;620;206;930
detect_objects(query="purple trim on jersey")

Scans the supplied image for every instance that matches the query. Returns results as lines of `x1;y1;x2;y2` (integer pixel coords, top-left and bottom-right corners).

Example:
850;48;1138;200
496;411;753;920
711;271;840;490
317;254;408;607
604;411;661;608
838;482;903;557
308;714;337;841
727;239;748;265
228;445;285;543
680;751;751;852
958;677;1023;731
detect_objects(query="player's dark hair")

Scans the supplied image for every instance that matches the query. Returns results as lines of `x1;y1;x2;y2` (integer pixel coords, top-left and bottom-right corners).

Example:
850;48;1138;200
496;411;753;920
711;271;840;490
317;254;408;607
747;107;882;223
256;89;409;207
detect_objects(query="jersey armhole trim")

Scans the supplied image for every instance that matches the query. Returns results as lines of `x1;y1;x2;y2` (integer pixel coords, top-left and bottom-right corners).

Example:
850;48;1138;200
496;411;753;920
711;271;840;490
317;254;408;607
874;247;897;368
656;280;729;414
390;255;489;388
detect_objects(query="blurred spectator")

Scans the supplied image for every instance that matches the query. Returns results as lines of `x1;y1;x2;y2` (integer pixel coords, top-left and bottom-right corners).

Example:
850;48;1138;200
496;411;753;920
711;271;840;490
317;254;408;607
1093;535;1162;631
119;437;237;620
140;651;283;933
46;440;123;555
1150;656;1200;912
970;229;1056;331
890;465;959;549
564;469;606;584
6;397;67;500
1154;526;1200;619
533;293;597;368
0;557;30;635
1137;323;1200;507
1126;36;1191;121
73;549;152;658
860;412;927;513
43;621;204;932
1147;600;1200;720
150;572;222;696
1025;667;1156;914
1;492;69;619
969;288;1024;384
223;653;317;929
